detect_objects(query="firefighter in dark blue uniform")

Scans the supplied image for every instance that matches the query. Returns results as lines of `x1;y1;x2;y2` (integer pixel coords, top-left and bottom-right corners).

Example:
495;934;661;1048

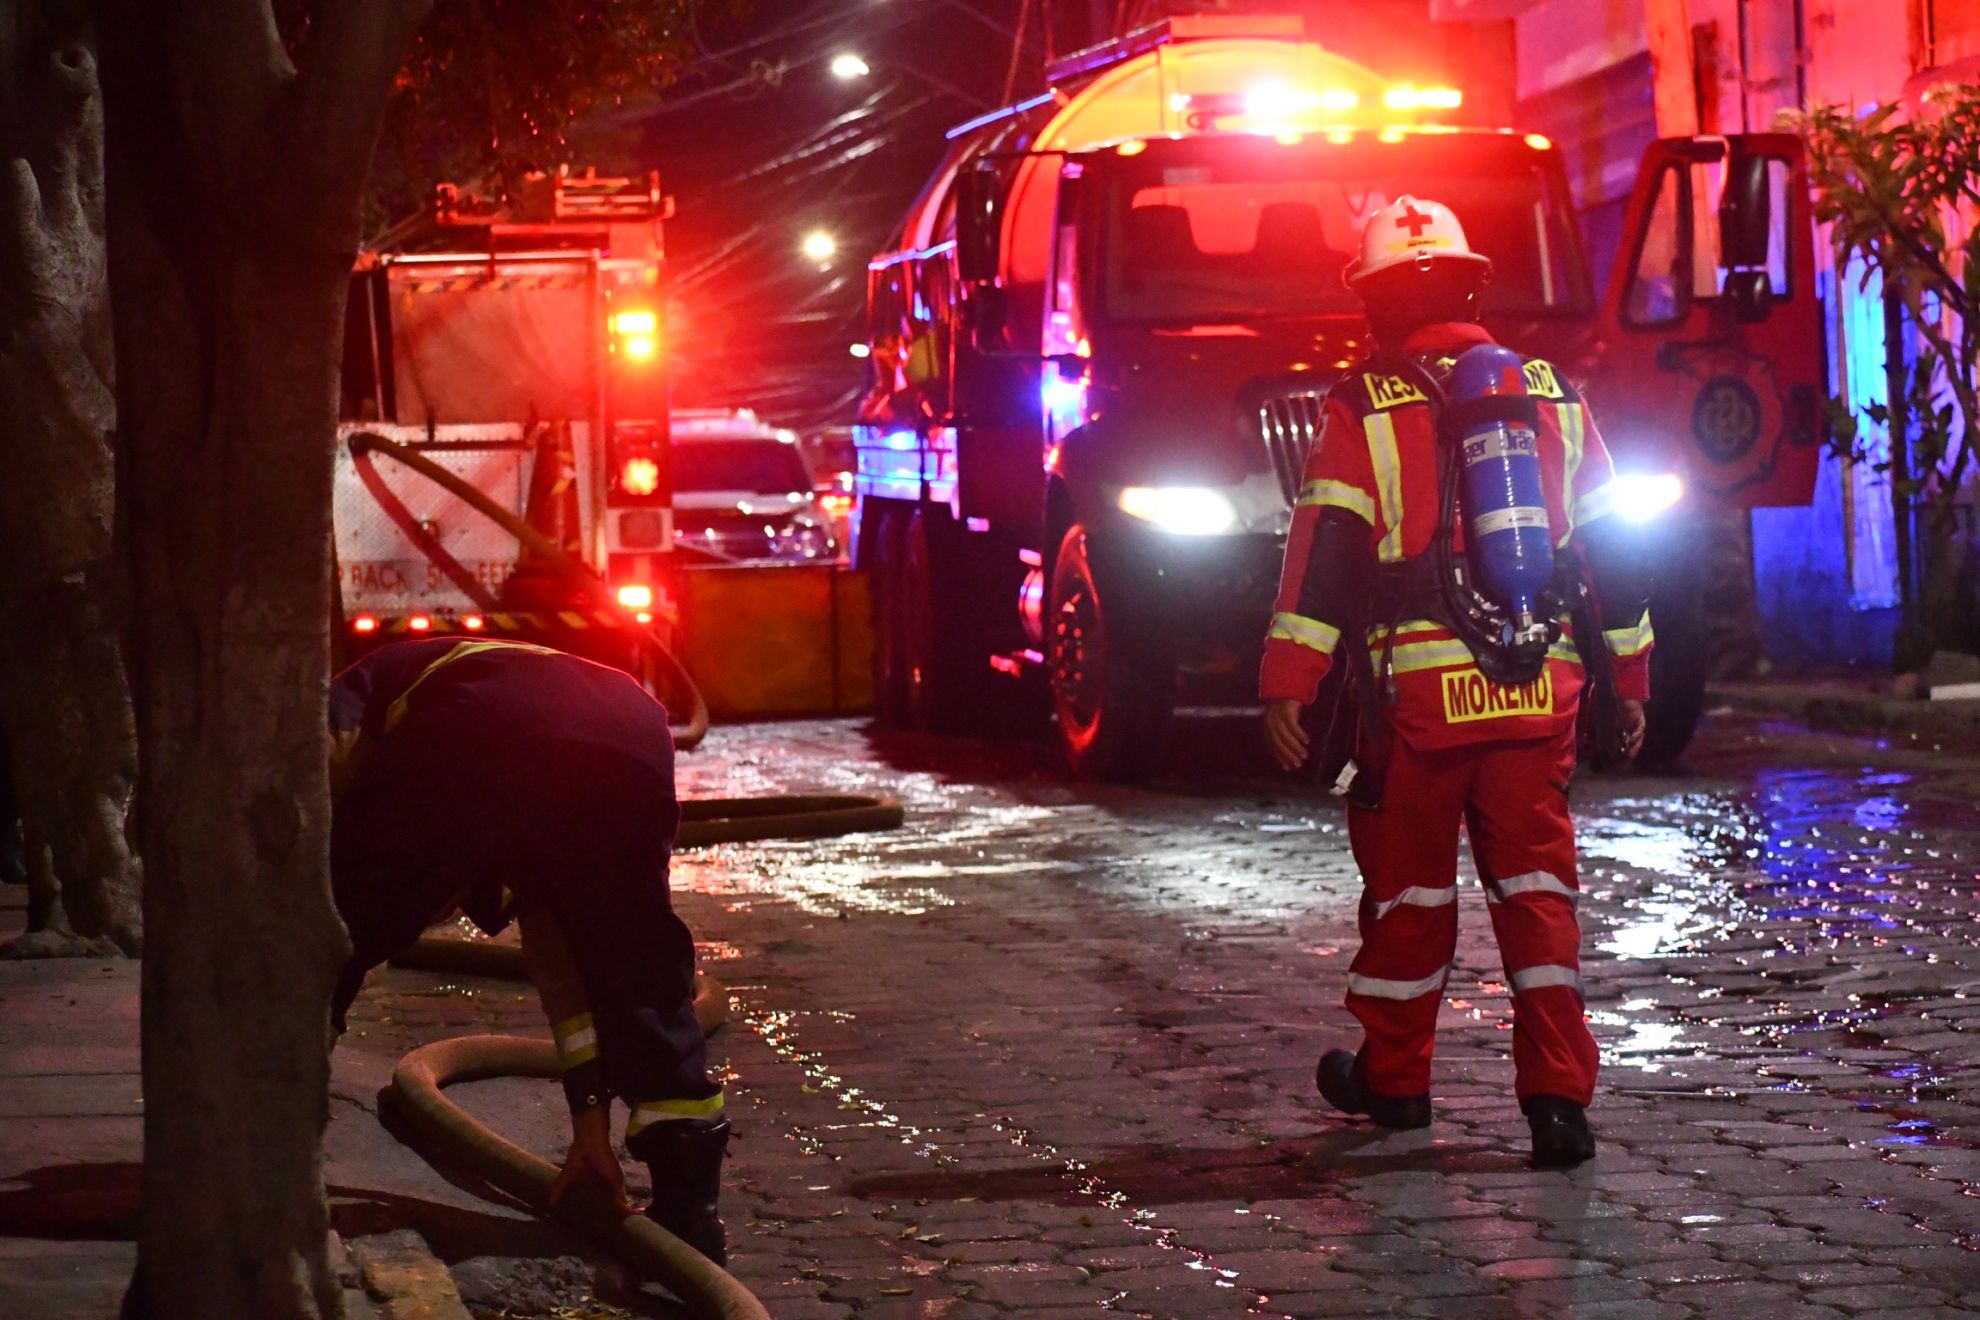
328;638;729;1262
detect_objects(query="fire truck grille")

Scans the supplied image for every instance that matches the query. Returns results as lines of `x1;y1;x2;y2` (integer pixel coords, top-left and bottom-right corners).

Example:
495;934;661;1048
1257;392;1326;507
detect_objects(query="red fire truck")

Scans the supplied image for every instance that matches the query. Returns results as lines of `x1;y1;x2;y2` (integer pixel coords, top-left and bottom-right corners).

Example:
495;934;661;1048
334;169;677;677
855;14;1823;779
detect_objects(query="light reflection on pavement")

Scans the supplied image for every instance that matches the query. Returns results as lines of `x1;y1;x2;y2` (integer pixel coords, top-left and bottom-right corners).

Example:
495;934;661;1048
357;710;1980;1316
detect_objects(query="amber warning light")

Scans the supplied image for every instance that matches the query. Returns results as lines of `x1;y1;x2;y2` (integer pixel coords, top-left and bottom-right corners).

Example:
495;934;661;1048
612;309;659;361
621;456;662;497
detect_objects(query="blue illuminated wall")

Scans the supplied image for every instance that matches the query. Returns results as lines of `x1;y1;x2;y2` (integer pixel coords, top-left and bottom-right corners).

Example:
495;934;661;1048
1749;266;1899;670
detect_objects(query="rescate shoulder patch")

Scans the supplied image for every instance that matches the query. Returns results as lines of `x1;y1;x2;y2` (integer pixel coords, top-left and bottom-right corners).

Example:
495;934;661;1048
1363;373;1428;410
1521;359;1567;400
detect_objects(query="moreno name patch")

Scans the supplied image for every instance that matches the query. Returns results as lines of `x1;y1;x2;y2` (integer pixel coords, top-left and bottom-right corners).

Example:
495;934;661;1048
1440;667;1554;724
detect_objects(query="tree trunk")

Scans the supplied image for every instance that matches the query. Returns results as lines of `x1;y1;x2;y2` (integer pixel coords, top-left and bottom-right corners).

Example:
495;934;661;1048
98;1;427;1314
0;0;143;957
0;574;141;956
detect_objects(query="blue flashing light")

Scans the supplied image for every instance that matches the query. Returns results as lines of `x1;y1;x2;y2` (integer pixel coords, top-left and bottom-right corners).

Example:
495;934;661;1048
947;92;1058;141
868;240;958;273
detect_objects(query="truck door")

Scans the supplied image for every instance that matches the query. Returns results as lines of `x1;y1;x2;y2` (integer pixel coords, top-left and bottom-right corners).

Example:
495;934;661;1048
952;159;1050;543
1588;134;1825;511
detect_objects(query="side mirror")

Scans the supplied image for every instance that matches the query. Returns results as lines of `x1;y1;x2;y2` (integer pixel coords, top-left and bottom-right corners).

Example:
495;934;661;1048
1719;153;1772;270
1724;269;1773;324
957;164;1002;285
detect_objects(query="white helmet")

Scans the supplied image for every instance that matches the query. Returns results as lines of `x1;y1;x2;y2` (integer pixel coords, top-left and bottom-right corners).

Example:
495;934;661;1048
1345;195;1493;287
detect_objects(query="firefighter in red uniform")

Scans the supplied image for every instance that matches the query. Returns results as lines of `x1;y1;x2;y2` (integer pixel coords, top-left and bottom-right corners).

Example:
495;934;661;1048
328;638;730;1259
1261;197;1653;1167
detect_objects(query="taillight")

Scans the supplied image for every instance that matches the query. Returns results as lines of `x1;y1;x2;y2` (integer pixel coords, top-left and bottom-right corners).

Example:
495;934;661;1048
621;457;661;497
616;583;654;610
352;615;379;634
611;309;660;361
462;614;485;631
609;422;668;505
408;615;431;632
820;493;853;518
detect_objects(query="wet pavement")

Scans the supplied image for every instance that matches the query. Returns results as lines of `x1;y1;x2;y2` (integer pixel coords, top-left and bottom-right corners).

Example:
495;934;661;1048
9;705;1976;1317
329;706;1980;1318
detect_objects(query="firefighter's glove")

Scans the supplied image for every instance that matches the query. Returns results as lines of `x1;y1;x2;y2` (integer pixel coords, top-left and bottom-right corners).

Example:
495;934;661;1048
548;1105;635;1217
1263;698;1310;771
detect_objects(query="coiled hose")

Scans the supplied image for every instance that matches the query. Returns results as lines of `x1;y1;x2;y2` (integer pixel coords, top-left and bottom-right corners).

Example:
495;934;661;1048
389;983;765;1320
352;430;905;1317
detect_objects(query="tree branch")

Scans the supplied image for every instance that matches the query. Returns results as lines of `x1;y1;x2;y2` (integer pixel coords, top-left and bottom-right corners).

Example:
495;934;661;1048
1895;285;1980;495
1881;219;1973;322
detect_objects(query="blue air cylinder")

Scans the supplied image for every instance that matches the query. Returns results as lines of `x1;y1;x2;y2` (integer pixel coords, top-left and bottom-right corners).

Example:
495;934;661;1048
1449;344;1554;658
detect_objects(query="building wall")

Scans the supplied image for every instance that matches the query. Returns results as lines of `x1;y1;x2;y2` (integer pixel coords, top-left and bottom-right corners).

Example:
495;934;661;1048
1500;0;1978;671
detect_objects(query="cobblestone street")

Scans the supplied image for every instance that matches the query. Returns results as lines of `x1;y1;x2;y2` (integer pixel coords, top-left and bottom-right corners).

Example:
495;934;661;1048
334;709;1980;1317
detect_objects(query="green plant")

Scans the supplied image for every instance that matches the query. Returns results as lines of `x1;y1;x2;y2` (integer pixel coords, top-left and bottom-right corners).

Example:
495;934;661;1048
1787;89;1980;524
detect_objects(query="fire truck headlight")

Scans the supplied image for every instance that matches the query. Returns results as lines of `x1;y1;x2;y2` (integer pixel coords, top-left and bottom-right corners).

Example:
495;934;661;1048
1117;486;1241;536
1611;472;1685;524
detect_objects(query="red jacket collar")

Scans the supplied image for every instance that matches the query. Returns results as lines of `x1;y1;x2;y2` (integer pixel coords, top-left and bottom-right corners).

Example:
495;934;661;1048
1397;322;1495;355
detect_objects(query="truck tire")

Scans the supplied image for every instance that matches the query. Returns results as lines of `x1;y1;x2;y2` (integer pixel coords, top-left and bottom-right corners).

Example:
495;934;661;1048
869;507;912;729
1639;575;1707;767
1047;524;1175;781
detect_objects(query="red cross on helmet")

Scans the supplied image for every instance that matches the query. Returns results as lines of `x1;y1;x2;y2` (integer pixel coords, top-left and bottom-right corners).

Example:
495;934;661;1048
1344;195;1494;287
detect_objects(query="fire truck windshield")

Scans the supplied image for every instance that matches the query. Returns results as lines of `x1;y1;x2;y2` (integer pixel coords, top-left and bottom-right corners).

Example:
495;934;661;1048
1097;137;1587;327
673;440;814;495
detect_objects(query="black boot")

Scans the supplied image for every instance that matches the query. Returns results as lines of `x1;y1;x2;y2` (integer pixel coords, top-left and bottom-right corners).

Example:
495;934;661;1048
1315;1048;1431;1129
632;1118;730;1265
1523;1095;1596;1168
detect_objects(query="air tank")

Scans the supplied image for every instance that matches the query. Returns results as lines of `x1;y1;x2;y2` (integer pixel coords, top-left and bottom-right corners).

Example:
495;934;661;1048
1449;343;1553;667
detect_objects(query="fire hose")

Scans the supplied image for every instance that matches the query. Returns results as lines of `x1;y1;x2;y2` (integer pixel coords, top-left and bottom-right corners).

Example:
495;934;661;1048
349;431;906;1316
388;991;764;1320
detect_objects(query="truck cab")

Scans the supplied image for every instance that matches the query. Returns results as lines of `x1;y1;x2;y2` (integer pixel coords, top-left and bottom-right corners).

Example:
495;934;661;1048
855;16;1823;779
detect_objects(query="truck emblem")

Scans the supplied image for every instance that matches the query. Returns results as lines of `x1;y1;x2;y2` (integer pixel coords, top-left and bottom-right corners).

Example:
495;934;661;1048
1690;375;1762;464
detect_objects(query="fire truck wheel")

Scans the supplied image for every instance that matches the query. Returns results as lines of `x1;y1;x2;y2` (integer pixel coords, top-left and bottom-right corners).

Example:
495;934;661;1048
1639;576;1707;767
870;507;913;729
1047;524;1175;781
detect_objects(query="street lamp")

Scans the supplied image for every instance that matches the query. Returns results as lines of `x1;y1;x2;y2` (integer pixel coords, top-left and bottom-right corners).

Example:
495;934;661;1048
801;230;838;263
830;52;870;80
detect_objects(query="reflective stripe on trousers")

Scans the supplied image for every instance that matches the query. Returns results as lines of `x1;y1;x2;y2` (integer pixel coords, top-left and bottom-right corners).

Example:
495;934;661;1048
1343;731;1598;1104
